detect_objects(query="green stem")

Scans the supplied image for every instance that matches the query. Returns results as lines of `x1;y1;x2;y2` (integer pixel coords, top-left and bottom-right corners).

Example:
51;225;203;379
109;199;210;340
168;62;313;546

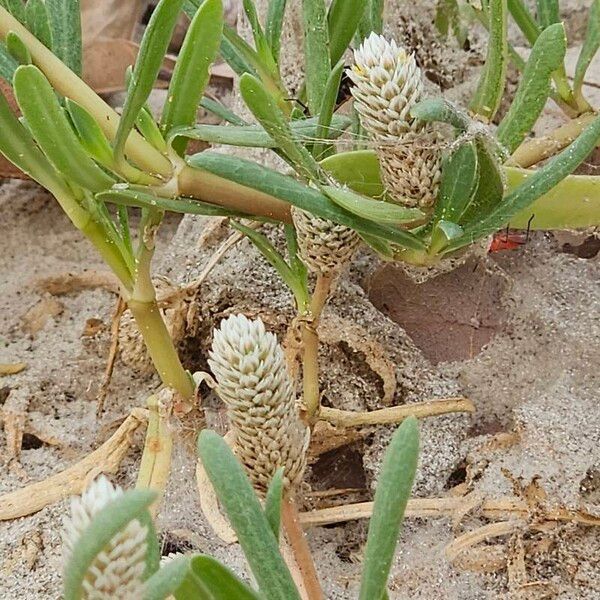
0;6;171;178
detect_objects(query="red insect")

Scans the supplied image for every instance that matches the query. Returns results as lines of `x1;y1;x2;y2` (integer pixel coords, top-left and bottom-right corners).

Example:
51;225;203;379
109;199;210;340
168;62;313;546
488;216;534;253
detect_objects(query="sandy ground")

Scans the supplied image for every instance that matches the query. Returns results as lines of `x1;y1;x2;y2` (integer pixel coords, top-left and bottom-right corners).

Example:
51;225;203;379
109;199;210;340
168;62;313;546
1;1;600;598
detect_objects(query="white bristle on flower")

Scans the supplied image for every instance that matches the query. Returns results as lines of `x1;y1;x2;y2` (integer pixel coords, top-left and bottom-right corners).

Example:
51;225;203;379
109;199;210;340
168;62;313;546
62;476;148;599
349;33;424;139
208;314;310;493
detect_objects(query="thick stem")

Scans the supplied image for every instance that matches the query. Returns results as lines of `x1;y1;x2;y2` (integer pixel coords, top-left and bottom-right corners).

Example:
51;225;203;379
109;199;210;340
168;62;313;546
301;274;333;422
318;397;475;427
281;496;324;600
136;392;174;517
178;164;292;222
0;6;171;177
127;298;195;399
508;112;598;168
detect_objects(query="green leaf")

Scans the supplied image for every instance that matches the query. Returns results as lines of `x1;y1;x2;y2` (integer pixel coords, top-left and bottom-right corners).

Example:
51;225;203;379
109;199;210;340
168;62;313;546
114;0;184;164
168;114;350;149
301;0;331;114
239;72;322;180
507;0;540;45
0;41;18;81
410;97;471;132
200;96;247;126
327;0;367;65
66;98;114;167
265;0;287;63
312;58;344;159
63;490;158;600
497;22;566;153
14;65;115;192
2;0;25;24
429;219;464;254
458;138;504;227
574;0;600;98
264;468;284;540
161;0;223;155
535;0;559;29
97;186;250;218
233;221;310;308
358;0;384;38
470;0;508;122
447;113;600;251
25;0;52;49
321;148;384;197
324;184;425;226
358;417;419;600
46;0;82;75
186;555;264;600
243;0;277;74
144;556;192;600
434;140;479;224
6;30;31;64
197;430;301;600
188;151;427;250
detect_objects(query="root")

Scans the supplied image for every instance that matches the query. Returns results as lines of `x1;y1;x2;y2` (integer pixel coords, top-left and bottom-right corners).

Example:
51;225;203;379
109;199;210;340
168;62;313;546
0;408;147;521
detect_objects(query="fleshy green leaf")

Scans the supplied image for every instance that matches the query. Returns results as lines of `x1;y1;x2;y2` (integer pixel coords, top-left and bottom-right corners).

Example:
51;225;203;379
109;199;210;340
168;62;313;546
324;184;425;226
312;58;344;159
470;0;508;122
6;30;31;64
301;0;331;114
447;113;600;251
507;0;540;45
161;0;223;154
434;140;479;224
144;556;192;600
410;97;471;132
265;0;287;63
535;0;559;29
14;65;115;192
429;219;464;254
233;221;309;308
497;22;566;153
97;186;250;218
358;417;419;600
66;98;114;167
243;0;278;75
46;0;82;75
187;151;427;250
114;0;184;163
358;0;384;38
327;0;367;65
2;0;26;24
574;0;600;98
63;490;158;600
184;556;265;600
197;430;301;600
25;0;52;49
168;114;350;149
239;72;322;180
200;96;247;125
264;468;284;540
0;41;17;81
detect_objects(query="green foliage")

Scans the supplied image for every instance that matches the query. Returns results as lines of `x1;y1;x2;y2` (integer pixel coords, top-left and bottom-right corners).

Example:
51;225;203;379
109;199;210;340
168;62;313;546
46;0;82;75
574;0;600;100
265;0;288;62
327;0;367;65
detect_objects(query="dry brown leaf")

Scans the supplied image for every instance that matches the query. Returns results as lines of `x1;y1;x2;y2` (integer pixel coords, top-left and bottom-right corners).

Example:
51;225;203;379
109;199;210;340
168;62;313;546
81;0;144;47
319;314;397;405
1;386;30;461
34;270;120;296
20;296;64;336
445;521;520;564
0;363;27;377
83;39;139;94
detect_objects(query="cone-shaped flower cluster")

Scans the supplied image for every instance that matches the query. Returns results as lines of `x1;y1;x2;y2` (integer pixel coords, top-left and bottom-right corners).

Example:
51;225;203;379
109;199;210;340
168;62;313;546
349;33;443;209
62;476;148;599
292;206;360;276
208;314;310;494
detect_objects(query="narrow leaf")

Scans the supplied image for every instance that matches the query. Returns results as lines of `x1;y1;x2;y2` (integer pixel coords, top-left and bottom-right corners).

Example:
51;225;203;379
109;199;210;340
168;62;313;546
327;0;367;65
410;98;471;132
573;0;600;98
63;490;157;600
497;23;566;153
312;58;344;159
187;151;427;250
507;0;539;44
2;0;25;24
114;0;184;163
243;0;277;74
25;0;52;49
200;96;247;126
188;555;264;600
14;65;115;192
264;468;284;540
46;0;82;75
161;0;223;154
0;41;17;81
301;0;331;114
447;113;600;251
470;0;508;122
169;114;350;149
265;0;287;62
197;430;301;600
143;556;192;600
358;417;419;600
429;220;464;254
6;30;31;64
66;98;114;167
324;184;425;226
434;140;479;224
536;0;559;29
